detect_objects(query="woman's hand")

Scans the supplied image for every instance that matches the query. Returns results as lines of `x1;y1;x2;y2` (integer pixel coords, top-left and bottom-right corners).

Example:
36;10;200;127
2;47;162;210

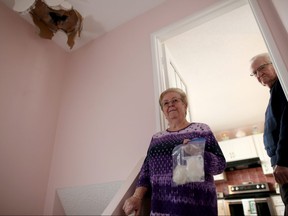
183;139;190;144
123;195;142;216
182;139;202;155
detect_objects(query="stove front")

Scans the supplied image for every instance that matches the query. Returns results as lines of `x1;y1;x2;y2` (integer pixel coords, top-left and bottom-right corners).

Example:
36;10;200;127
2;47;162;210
224;182;275;216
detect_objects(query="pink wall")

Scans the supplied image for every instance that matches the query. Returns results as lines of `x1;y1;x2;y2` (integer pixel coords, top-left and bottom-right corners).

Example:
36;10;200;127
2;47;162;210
0;0;219;214
0;2;67;215
1;0;287;215
44;0;219;214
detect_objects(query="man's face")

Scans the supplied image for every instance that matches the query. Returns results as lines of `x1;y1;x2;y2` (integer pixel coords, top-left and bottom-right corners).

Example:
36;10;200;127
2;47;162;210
250;58;277;88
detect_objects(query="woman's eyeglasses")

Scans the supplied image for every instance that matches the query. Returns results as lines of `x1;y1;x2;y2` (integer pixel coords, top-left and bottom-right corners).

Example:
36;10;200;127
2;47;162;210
250;62;272;76
161;98;182;108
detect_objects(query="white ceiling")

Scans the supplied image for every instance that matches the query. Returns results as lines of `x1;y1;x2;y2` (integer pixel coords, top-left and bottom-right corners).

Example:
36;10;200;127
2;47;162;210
164;3;270;134
1;0;271;134
0;0;167;51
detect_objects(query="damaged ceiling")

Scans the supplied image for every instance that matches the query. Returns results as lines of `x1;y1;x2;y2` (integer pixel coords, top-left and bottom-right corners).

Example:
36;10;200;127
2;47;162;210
28;0;83;49
0;0;167;51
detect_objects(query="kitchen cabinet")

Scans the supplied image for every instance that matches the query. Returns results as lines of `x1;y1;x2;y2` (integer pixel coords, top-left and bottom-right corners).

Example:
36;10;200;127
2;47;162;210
218;136;258;162
271;195;285;216
252;133;273;174
217;199;227;216
214;172;226;181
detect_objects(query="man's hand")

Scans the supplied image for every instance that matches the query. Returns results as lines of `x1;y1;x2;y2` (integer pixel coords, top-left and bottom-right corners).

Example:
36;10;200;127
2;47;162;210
273;165;288;184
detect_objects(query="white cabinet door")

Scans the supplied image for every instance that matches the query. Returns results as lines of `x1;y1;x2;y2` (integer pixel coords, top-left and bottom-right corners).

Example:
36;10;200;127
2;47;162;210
214;172;226;181
271;195;285;216
219;136;258;162
217;199;227;216
252;133;273;174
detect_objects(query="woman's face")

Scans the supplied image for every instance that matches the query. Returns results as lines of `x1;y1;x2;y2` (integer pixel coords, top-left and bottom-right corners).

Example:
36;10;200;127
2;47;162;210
161;92;187;122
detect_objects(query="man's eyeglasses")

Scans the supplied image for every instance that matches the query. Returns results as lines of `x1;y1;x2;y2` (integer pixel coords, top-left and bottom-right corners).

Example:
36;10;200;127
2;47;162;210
250;62;272;76
161;98;182;108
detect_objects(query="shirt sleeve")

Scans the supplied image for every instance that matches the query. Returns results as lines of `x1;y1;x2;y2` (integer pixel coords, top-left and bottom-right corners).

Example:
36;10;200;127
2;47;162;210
275;81;288;166
136;140;152;189
202;127;226;175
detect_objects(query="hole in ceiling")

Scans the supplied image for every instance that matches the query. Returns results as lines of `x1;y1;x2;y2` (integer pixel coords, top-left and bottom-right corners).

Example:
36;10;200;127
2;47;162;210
15;0;83;49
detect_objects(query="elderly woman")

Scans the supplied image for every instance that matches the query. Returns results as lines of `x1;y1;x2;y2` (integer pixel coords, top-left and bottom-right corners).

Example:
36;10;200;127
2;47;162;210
123;88;226;216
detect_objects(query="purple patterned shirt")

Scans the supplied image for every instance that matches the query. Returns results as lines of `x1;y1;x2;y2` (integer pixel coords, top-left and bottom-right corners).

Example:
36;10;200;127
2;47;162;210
137;123;226;216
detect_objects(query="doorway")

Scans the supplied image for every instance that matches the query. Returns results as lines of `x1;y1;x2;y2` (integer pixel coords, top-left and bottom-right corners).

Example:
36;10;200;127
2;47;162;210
151;0;270;133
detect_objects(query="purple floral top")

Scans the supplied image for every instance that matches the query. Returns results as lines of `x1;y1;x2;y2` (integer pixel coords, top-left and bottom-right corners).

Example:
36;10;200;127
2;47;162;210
137;123;226;216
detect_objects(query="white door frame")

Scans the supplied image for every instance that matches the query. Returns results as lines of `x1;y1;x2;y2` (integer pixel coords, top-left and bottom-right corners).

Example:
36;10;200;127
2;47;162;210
151;0;288;131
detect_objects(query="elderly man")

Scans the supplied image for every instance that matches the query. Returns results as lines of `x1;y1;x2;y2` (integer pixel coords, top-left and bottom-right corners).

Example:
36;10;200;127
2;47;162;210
250;53;288;216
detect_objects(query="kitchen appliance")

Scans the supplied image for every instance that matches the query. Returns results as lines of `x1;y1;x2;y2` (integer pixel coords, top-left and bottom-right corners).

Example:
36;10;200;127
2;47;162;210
225;157;261;171
224;182;275;216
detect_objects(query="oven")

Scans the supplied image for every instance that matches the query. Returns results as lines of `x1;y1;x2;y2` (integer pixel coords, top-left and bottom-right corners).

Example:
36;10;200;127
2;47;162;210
224;182;276;216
